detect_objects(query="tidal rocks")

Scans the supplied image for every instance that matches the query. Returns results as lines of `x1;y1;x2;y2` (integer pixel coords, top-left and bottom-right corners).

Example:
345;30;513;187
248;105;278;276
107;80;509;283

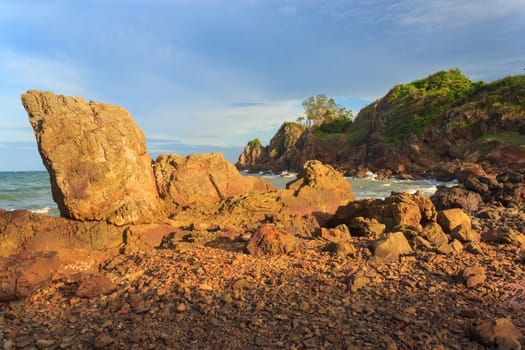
281;160;355;221
154;153;275;214
333;192;432;230
21;90;164;225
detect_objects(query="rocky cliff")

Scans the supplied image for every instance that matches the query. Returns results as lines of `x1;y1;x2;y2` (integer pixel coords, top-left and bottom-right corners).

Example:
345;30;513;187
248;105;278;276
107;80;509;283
237;70;525;180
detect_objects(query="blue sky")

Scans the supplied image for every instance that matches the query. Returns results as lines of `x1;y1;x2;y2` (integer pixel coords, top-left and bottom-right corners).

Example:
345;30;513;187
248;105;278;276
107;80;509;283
1;0;524;170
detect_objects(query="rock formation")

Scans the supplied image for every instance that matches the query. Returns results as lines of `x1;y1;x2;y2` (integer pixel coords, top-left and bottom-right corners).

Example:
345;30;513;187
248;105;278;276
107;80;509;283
154;153;275;215
21;90;164;225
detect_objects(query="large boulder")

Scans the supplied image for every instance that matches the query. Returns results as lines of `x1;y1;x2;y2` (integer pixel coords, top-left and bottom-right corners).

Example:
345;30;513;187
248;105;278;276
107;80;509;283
281;160;355;223
245;225;299;257
437;208;479;242
333;192;434;230
21;90;164;225
154;153;275;214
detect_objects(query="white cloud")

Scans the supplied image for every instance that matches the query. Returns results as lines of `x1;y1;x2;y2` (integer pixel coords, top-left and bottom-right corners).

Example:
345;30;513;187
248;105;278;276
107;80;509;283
145;98;303;147
0;49;86;95
393;0;525;28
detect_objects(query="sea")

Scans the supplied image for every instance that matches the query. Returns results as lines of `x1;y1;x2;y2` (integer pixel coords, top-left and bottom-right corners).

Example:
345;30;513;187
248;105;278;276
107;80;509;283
0;171;457;217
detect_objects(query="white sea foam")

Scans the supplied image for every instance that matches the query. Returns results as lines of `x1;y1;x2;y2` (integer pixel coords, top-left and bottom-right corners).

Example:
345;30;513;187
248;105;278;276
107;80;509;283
31;207;52;214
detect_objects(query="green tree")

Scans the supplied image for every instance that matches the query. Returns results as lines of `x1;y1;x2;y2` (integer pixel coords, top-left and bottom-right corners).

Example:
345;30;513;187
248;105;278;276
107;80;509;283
299;94;352;126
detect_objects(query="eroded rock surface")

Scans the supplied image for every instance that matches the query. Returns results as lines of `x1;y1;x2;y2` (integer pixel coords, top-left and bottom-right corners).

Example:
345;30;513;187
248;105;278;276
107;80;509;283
154;153;275;214
21;90;164;225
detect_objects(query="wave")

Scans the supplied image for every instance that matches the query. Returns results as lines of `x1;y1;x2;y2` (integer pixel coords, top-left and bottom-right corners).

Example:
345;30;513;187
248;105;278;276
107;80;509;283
30;206;52;214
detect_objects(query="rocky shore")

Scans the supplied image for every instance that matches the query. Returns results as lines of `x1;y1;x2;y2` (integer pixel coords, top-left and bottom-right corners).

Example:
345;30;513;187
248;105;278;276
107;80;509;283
0;90;524;349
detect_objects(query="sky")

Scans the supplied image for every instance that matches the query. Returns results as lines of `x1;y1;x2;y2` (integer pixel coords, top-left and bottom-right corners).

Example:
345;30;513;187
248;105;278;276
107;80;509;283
1;0;524;171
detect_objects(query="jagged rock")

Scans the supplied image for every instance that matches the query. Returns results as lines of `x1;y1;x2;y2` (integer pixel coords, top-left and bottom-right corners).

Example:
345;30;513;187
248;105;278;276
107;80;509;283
430;185;484;214
334;192;434;230
461;265;486;288
236;122;306;172
154;153;275;214
470;318;523;349
348;217;386;238
21;90;164;225
372;232;413;263
281;160;354;223
437;208;479;242
245;225;298;257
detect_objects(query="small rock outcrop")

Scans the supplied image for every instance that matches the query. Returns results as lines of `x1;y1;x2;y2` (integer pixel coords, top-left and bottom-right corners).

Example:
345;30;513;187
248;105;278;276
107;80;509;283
281;160;355;222
21;90;164;225
245;225;298;256
154;153;275;214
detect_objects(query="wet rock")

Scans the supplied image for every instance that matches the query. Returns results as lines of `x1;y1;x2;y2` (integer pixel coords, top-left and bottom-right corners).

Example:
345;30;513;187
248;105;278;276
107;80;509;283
154;153;275;214
76;275;117;298
461;265;486;288
470;318;523;349
245;225;298;257
372;232;413;263
21;90;164;225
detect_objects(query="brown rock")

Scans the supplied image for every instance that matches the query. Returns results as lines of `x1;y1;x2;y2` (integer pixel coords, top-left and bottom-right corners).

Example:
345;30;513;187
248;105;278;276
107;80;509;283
437;208;479;242
470;318;523;349
324;242;356;257
372;232;413;263
21;90;164;225
282;160;355;222
482;227;525;246
431;185;484;214
154;153;275;213
317;227;351;243
76;275;117;298
348;217;386;238
421;222;448;247
245;225;298;256
461;265;486;288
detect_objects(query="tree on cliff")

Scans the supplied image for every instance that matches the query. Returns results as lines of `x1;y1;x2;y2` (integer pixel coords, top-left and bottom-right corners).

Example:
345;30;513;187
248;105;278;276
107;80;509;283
299;94;353;127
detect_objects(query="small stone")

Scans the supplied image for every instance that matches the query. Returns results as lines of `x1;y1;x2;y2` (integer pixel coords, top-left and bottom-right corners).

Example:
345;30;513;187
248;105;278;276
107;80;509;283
36;339;55;348
176;303;187;312
461;265;486;288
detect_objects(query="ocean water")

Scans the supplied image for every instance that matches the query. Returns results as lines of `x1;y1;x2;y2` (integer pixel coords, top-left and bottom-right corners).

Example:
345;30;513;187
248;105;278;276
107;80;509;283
248;170;458;200
0;171;457;217
0;171;59;216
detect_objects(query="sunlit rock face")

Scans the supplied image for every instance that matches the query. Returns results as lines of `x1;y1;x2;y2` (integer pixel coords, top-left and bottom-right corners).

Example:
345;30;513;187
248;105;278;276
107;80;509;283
154;152;276;215
22;90;164;225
